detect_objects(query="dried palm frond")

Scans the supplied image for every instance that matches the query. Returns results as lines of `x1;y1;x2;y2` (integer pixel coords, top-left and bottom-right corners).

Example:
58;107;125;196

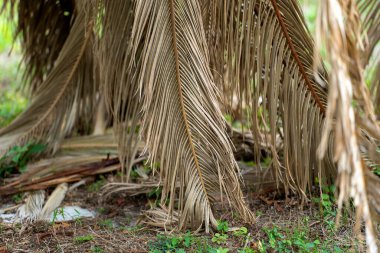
15;190;45;222
39;183;68;220
1;0;75;94
0;133;134;196
315;0;380;252
141;207;179;230
203;0;335;200
103;161;276;200
96;0;142;181
123;0;254;232
0;0;98;154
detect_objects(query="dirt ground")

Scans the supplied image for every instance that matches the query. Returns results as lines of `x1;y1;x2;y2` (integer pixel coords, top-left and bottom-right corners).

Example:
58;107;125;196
0;179;363;253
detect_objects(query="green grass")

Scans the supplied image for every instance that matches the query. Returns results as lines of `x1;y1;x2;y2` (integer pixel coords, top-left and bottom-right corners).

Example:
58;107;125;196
147;208;356;253
91;246;104;253
74;235;94;244
98;219;114;230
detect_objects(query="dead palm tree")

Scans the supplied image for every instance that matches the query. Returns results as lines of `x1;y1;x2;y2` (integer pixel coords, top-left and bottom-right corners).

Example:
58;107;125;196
0;0;379;249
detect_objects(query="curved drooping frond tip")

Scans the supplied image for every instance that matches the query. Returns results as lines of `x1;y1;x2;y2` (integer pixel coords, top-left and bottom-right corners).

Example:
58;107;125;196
315;1;380;252
1;0;75;94
128;0;254;232
96;0;142;181
203;0;335;199
0;1;98;155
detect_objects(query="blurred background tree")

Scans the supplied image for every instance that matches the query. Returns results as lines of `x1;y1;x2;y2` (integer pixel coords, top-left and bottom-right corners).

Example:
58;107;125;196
0;0;26;128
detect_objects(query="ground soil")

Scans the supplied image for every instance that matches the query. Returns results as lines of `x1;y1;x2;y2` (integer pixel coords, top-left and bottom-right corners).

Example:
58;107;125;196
0;180;362;253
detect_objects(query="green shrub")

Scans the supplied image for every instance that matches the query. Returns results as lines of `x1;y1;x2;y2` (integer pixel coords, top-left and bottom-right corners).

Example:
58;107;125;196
0;142;46;177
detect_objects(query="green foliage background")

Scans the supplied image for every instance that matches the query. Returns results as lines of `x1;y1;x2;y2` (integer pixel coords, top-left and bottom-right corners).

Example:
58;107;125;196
0;1;26;128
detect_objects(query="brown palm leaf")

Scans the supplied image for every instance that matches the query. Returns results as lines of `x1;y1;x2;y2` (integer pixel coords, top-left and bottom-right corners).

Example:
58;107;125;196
122;0;254;232
0;1;98;154
96;0;142;181
315;0;380;251
203;0;336;200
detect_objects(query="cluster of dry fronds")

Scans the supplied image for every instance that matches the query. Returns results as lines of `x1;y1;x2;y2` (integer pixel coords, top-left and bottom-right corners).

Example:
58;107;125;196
0;0;379;251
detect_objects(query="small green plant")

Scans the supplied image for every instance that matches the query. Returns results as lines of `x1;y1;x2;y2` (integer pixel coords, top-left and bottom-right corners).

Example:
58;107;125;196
183;231;193;248
147;186;167;206
120;224;143;233
87;175;106;192
98;219;114;230
211;220;230;245
264;226;291;252
74;235;93;243
233;227;248;237
0;142;46;177
216;220;229;233
373;166;380;177
237;248;255;253
51;207;65;224
74;217;83;226
208;247;230;253
261;226;325;253
11;193;23;203
130;168;140;179
148;232;194;252
262;156;272;167
211;233;228;245
292;230;320;252
91;246;104;253
312;185;337;230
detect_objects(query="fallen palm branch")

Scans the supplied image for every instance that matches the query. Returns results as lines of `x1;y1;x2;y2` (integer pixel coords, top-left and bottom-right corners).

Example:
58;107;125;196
0;131;275;197
0;157;120;195
103;164;276;199
0;133;142;195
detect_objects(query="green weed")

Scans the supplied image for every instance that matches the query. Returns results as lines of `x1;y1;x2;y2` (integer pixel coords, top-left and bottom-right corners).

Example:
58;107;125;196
0;142;46;177
216;220;229;233
233;227;248;237
51;207;65;224
87;175;106;192
260;223;348;253
74;235;93;243
148;231;194;253
91;246;104;253
208;247;229;253
11;193;23;203
237;248;255;253
98;219;114;230
211;233;228;245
